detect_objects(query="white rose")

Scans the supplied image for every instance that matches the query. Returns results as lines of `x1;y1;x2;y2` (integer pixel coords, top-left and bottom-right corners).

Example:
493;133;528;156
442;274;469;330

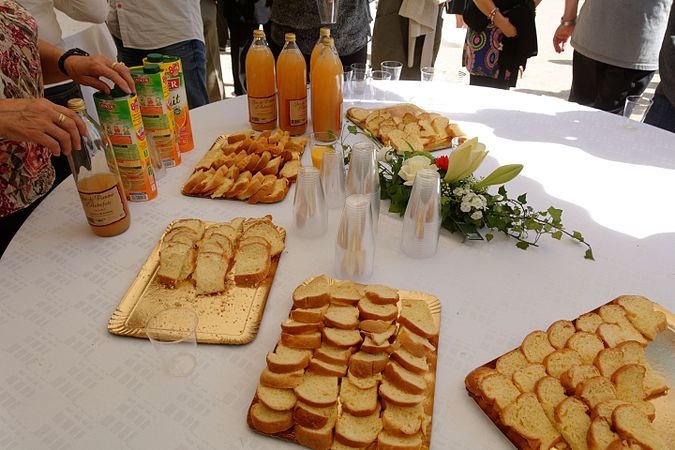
398;155;437;186
460;202;472;212
471;211;483;220
470;196;483;208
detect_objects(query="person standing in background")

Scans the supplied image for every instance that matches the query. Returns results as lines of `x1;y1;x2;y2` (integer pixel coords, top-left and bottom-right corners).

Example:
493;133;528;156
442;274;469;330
106;0;209;109
645;6;675;133
553;0;673;114
202;0;225;102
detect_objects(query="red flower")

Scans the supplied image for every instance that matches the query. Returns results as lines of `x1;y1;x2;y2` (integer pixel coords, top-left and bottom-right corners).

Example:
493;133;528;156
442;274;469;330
435;155;448;170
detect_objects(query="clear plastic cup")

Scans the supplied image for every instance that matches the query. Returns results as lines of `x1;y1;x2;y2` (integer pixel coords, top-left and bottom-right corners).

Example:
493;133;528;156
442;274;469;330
335;194;375;281
350;68;370;100
622;95;653;130
400;169;441;258
345;141;380;232
316;0;340;24
146;134;167;180
309;131;340;169
381;61;403;81
145;308;198;377
370;70;392;81
293;166;328;237
421;66;435;82
321;149;346;209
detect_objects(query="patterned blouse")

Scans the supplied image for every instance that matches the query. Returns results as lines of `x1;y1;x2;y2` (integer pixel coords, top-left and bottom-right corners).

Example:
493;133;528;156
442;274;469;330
0;0;53;218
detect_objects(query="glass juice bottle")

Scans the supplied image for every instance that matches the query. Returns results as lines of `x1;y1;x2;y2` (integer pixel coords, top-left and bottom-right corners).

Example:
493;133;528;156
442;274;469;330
277;33;308;135
246;28;277;131
311;35;343;135
66;98;130;237
310;27;331;71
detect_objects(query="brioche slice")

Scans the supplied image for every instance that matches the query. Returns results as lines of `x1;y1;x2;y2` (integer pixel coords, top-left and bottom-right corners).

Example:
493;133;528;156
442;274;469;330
291;305;330;323
553;397;590;450
193;252;228;295
236;171;264;200
294;275;331;308
376;431;422;450
547;320;576;350
340;377;379;417
335;411;383;448
232;240;271;286
260;367;305;389
250;402;293;434
614;295;667;340
171;219;206;238
617;341;668;399
382;402;425;436
324;328;363;348
165;226;200;244
396;327;435;358
535;376;567;425
295;406;338;450
266;344;312;373
256;385;297;411
294;401;335;429
329;281;361;305
281;331;322;349
594;347;624;378
398;298;437;338
226;170;252;198
243;220;285;257
379;380;425;407
247;175;276;204
500;393;563;450
348;370;382;390
593;399;655;423
260;156;283;176
361;335;395;355
612;364;646;403
384;362;426;395
575;312;604;334
496;349;529;377
279;159;301;180
478;372;521;412
308;358;348;377
260;177;290;203
365;324;397;345
612;404;667;450
597;323;638;348
314;344;353;366
294;372;339;407
522;330;556;363
157;242;193;286
364;284;399;305
588;416;621;450
281;320;324;335
577;376;617;409
560;364;600;394
183;170;208;194
566;332;605;365
359;320;392;334
204;223;239;242
324;305;360;330
349;351;388;378
512;364;547;393
598;305;648;345
358;297;398;322
391;348;428;375
544;348;583;378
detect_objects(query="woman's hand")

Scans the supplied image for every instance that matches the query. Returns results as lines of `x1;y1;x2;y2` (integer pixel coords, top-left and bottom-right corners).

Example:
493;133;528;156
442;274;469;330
0;98;86;156
64;54;136;95
553;24;574;53
495;13;518;38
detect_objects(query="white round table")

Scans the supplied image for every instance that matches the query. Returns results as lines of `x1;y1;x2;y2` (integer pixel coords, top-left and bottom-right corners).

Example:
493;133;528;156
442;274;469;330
1;82;674;449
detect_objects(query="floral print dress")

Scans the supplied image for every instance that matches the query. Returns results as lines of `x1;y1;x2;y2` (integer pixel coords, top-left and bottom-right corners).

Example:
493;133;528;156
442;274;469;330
0;0;53;217
462;24;514;83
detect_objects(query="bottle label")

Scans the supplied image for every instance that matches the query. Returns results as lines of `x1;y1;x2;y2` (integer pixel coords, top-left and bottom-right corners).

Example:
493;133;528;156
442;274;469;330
287;96;307;127
79;183;128;227
248;94;277;125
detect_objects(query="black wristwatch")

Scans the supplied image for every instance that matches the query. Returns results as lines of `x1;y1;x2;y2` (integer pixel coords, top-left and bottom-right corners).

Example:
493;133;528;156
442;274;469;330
58;48;90;76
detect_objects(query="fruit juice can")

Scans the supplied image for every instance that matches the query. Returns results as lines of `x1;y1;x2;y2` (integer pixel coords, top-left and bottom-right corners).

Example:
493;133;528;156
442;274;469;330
144;53;194;153
130;64;181;167
94;88;158;202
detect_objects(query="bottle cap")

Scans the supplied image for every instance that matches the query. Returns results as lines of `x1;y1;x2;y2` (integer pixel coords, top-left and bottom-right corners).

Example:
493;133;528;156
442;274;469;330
146;53;164;63
110;86;129;98
143;64;161;74
67;98;86;112
163;55;179;63
285;33;296;42
320;27;330;37
253;29;265;39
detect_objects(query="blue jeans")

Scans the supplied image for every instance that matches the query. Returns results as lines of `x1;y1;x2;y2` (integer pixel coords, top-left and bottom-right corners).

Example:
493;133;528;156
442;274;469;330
113;36;209;109
644;93;675;134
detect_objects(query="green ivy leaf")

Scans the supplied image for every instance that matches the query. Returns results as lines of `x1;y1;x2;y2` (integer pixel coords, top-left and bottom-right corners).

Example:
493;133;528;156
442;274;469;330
498;186;507;197
347;125;358;134
551;231;563;240
547;206;563;223
572;231;585;242
585;249;595;260
486;233;494;242
516;241;530;250
517;193;527;203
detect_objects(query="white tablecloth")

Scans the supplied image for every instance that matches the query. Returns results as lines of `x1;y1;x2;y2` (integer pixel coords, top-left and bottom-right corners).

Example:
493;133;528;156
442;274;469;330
1;82;674;449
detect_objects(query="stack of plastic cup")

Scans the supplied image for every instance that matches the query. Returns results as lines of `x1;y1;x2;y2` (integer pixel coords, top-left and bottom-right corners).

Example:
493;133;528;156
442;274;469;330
345;141;380;232
320;149;346;209
400;169;441;258
293;166;327;237
335;194;375;281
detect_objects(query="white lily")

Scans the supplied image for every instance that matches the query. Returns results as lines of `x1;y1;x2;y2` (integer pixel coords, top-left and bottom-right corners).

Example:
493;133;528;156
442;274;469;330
443;137;489;184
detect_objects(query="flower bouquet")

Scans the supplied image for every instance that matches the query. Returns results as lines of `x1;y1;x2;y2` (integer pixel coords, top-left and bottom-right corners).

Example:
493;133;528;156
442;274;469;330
343;125;594;259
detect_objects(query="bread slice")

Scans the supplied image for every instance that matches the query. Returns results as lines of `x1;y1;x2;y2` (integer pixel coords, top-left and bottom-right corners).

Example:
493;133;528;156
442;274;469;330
359;320;393;334
593;399;655;423
588;416;621;450
260;156;282;176
365;324;397;345
547;320;576;350
477;372;521;412
294;275;331;308
544;349;583;378
360;335;394;355
612;404;667;450
613;295;667;340
294;401;335;429
358;297;398;322
260;367;305;389
323;328;363;348
347;370;382;390
597;323;640;348
314;344;353;366
594;347;624;378
266;344;312;373
281;331;322;349
396;327;435;358
364;284;399;305
500;393;563;450
379;380;425;407
171;218;205;239
612;364;646;403
260;177;289;203
522;330;556;364
566;332;605;365
232;240;271;286
226;170;252;198
183;170;208;194
577;376;617;409
398;298;437;338
247;175;276;204
376;431;422;450
382;401;424;436
617;341;668;399
290;305;329;323
295;406;338;450
324;305;360;330
512;364;547;393
243;220;285;257
204;223;239;243
598;305;648;345
294;372;339;407
308;358;348;377
250;402;293;434
157;242;194;286
384;362;426;395
535;376;567;425
495;349;529;377
553;396;590;450
349;351;389;378
281;320;324;335
340;377;379;416
193;252;228;295
256;385;297;411
334;411;383;448
560;364;600;394
575;312;604;334
236;171;264;200
329;281;361;305
391;348;428;375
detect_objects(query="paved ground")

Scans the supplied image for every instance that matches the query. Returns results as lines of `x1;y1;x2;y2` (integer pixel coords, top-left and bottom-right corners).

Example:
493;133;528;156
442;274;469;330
218;1;659;101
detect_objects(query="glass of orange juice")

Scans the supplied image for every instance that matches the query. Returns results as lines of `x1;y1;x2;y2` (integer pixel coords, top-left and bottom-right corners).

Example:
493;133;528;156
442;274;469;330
310;131;340;169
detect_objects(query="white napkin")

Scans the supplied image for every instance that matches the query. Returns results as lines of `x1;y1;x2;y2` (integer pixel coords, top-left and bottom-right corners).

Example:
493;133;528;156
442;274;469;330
399;0;444;69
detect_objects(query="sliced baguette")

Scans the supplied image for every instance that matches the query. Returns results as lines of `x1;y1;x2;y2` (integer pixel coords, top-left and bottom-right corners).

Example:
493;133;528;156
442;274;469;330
324;305;360;330
280;320;324;335
359;320;394;334
577;376;617;409
290;305;330;323
612;404;667;450
396;327;435;358
500;392;563;450
364;284;399;305
308;357;348;377
543;348;583;378
379;380;425;407
250;402;293;434
323;328;363;348
575;312;604;334
477;371;521;412
364;324;397;345
193;252;228;295
553;396;591;450
560;364;600;394
294;372;339;407
358;297;398;322
535;376;567;425
361;335;395;355
266;344;312;373
512;364;547;394
329;281;361;305
495;349;529;377
547;319;576;350
398;298;437;338
314;344;354;366
612;364;646;403
566;331;606;365
340;377;379;417
243;220;285;256
259;367;305;389
349;351;389;378
294;275;331;308
376;431;422;450
384;361;426;395
347;370;382;390
382;401;425;436
391;348;428;375
256;385;297;411
294;401;335;429
598;305;648;345
522;330;555;364
295;406;338;450
232;240;271;286
281;331;322;349
334;411;383;448
613;295;667;340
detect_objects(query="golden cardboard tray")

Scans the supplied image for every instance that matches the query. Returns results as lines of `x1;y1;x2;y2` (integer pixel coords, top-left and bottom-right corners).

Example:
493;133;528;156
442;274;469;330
465;300;675;449
246;275;441;449
107;219;285;344
346;103;467;153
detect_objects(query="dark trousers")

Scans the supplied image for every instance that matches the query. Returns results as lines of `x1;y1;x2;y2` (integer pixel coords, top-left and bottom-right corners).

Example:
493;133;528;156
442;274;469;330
644;93;675;134
569;50;654;114
470;74;512;90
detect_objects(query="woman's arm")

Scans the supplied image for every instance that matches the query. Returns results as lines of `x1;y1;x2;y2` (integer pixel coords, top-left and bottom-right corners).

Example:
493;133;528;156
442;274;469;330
471;0;517;37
